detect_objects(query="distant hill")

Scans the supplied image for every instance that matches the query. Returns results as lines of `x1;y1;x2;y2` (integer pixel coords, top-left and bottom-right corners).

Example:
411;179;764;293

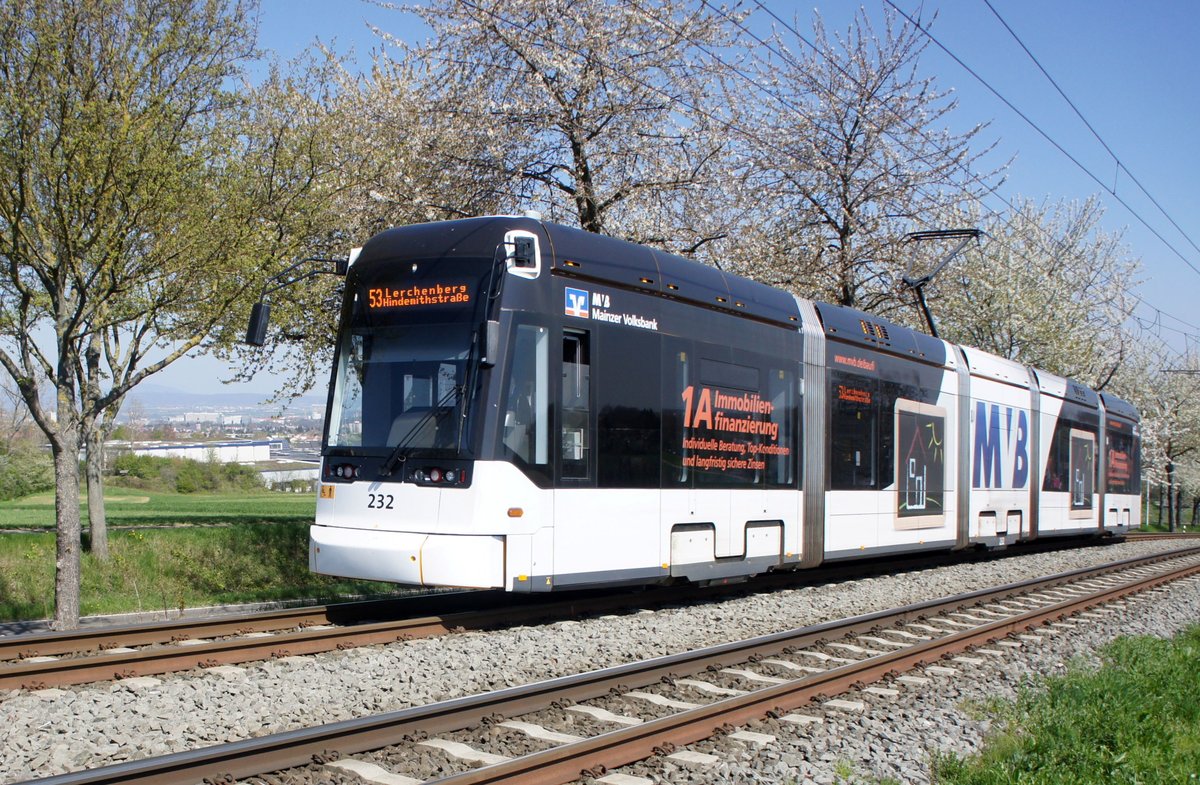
124;383;325;415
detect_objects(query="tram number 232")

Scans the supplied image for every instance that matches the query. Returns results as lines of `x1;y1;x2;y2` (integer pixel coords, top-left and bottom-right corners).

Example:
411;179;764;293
367;493;395;510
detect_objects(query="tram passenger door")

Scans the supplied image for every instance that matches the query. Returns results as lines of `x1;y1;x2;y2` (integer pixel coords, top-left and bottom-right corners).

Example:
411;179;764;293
553;327;664;586
1068;428;1097;525
680;350;763;560
548;329;593;587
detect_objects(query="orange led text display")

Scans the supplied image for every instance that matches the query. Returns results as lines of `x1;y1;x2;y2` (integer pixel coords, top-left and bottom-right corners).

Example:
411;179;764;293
368;283;471;309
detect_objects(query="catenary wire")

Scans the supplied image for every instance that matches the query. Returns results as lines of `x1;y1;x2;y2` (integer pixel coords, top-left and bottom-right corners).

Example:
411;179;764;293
882;0;1200;281
710;0;1200;351
981;0;1200;259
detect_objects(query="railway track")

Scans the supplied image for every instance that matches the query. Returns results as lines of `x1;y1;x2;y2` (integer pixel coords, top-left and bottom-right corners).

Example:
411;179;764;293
1125;529;1199;541
0;535;1135;691
17;544;1200;785
0;588;667;692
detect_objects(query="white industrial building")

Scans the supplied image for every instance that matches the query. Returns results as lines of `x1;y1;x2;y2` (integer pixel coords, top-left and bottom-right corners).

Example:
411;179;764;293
103;439;319;491
130;440;272;463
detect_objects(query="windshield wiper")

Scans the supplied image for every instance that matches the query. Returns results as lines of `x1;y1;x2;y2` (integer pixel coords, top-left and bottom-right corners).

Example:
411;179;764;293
451;246;506;455
378;383;463;477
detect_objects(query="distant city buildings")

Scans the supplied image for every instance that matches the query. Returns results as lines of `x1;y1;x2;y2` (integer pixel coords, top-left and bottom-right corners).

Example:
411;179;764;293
177;412;246;426
105;393;328;491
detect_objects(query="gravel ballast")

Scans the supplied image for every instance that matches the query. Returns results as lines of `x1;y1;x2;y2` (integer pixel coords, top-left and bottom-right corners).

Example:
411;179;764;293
0;539;1194;784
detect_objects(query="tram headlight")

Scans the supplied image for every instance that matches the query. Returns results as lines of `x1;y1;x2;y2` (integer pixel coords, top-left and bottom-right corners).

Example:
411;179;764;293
330;463;359;480
410;466;467;485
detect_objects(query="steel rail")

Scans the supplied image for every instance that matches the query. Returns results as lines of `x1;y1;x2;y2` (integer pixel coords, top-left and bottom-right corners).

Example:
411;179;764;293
0;547;924;660
0;540;1058;688
432;553;1200;785
0;588;690;690
4;556;885;689
17;546;1200;785
0;591;492;662
0;534;1131;684
1126;531;1200;541
0;605;338;662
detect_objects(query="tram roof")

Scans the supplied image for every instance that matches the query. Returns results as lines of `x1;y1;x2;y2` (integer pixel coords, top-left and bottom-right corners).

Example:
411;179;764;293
357;216;803;328
1100;391;1139;422
359;217;960;369
815;302;949;367
538;219;801;327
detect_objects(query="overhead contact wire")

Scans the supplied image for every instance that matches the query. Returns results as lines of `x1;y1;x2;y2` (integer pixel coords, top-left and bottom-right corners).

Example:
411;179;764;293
981;0;1200;259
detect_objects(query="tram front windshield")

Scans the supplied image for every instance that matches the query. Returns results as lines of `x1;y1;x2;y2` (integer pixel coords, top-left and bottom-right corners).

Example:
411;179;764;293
325;259;491;456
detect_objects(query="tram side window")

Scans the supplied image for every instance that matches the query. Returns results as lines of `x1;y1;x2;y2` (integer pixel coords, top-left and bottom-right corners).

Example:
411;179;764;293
597;329;661;488
502;324;550;471
1106;427;1140;495
830;373;878;489
766;367;798;488
664;336;795;490
1043;422;1070;492
561;330;591;480
694;355;763;488
662;342;691;488
1042;418;1096;510
1068;428;1096;511
876;381;899;489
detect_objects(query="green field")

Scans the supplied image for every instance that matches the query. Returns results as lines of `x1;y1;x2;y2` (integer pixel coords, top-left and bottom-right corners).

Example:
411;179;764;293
0;486;316;529
0;488;398;621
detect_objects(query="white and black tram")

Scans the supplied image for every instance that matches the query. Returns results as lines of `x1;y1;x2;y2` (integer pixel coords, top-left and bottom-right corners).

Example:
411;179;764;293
308;215;1141;591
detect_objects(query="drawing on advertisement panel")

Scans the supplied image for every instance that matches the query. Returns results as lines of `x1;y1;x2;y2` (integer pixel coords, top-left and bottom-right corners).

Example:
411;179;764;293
1069;427;1095;517
894;399;947;530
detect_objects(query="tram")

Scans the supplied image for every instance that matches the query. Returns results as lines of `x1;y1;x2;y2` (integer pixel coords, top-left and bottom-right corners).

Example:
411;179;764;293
297;214;1140;591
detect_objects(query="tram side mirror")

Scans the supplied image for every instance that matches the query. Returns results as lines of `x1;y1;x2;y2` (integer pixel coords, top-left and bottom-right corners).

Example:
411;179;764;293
480;319;500;367
503;230;541;280
511;236;535;268
246;301;270;346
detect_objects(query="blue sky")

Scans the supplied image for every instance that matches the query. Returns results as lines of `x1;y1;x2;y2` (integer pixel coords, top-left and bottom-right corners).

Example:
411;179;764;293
154;0;1200;395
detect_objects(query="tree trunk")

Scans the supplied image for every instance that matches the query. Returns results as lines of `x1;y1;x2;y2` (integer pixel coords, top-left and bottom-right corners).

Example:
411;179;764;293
1165;462;1177;532
51;433;82;630
85;425;109;560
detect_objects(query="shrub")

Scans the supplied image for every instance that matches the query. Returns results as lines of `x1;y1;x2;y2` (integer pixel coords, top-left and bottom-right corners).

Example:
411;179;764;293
110;453;264;494
0;447;55;501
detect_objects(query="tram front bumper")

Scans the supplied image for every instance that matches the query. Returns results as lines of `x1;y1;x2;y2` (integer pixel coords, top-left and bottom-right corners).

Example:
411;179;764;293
310;524;506;588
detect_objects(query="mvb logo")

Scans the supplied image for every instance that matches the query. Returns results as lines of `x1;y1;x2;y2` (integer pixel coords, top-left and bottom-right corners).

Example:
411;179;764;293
973;402;1030;489
565;287;589;318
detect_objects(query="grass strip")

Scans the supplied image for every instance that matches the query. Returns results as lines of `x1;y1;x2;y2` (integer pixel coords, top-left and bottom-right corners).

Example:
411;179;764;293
934;625;1200;784
0;523;393;621
0;486;316;529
